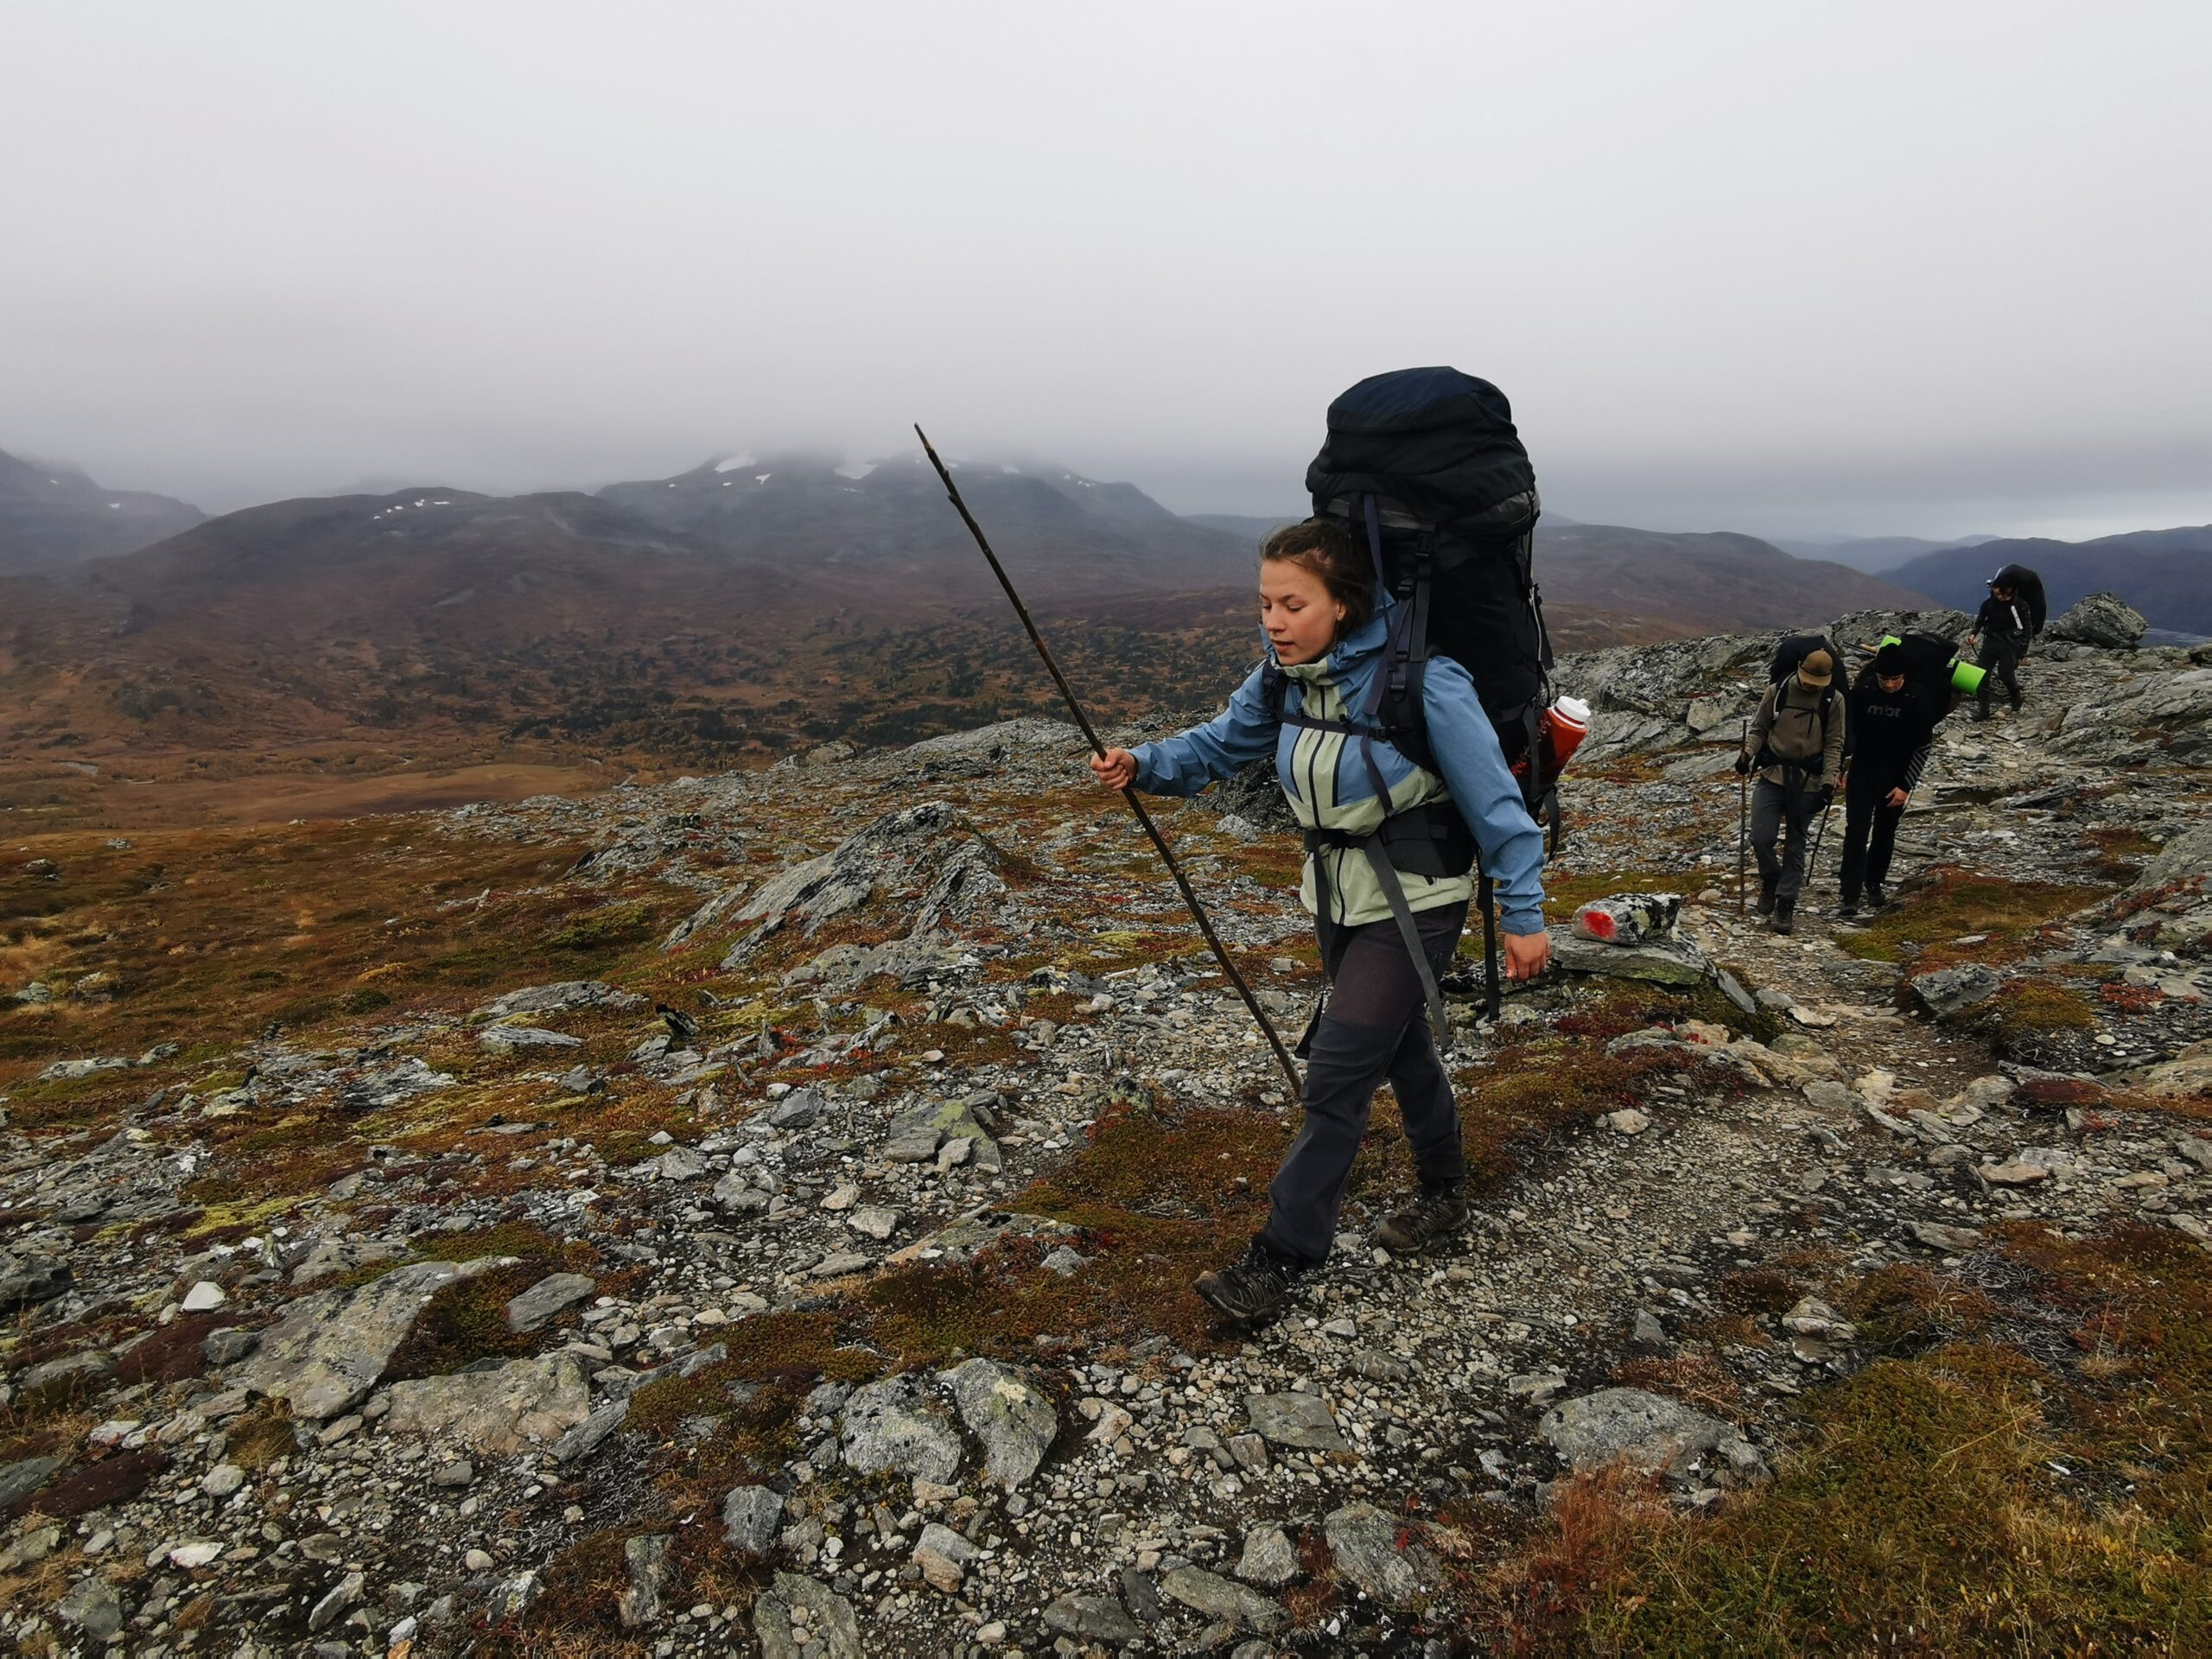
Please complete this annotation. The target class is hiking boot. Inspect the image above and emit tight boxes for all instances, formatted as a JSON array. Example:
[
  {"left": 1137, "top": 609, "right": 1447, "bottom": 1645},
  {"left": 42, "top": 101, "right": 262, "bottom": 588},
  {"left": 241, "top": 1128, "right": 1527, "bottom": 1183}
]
[
  {"left": 1195, "top": 1239, "right": 1304, "bottom": 1325},
  {"left": 1836, "top": 897, "right": 1859, "bottom": 921},
  {"left": 1866, "top": 881, "right": 1889, "bottom": 910},
  {"left": 1377, "top": 1183, "right": 1471, "bottom": 1254},
  {"left": 1771, "top": 905, "right": 1796, "bottom": 936},
  {"left": 1973, "top": 704, "right": 1992, "bottom": 722},
  {"left": 1754, "top": 880, "right": 1777, "bottom": 918}
]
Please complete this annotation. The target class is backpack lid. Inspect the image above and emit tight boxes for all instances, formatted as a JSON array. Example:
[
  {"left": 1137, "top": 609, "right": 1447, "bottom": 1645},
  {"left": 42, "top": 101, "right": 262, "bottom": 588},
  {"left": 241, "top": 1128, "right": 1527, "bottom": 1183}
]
[{"left": 1306, "top": 366, "right": 1535, "bottom": 530}]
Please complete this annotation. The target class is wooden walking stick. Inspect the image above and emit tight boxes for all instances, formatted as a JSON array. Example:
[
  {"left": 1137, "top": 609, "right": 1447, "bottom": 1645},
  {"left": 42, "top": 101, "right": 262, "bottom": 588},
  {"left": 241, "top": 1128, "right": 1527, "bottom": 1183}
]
[{"left": 916, "top": 426, "right": 1303, "bottom": 1096}]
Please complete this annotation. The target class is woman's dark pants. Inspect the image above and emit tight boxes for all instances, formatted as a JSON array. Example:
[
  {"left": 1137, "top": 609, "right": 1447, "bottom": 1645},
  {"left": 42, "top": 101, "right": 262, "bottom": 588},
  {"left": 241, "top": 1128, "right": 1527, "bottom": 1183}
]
[
  {"left": 1977, "top": 639, "right": 2024, "bottom": 713},
  {"left": 1839, "top": 772, "right": 1904, "bottom": 904},
  {"left": 1260, "top": 901, "right": 1468, "bottom": 1265}
]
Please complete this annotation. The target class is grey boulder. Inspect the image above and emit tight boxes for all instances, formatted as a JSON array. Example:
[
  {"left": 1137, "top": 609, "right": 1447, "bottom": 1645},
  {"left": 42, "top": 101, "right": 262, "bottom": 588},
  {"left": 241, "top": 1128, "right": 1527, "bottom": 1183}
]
[
  {"left": 1325, "top": 1501, "right": 1439, "bottom": 1610},
  {"left": 1906, "top": 962, "right": 2004, "bottom": 1020},
  {"left": 0, "top": 1249, "right": 70, "bottom": 1313},
  {"left": 753, "top": 1573, "right": 861, "bottom": 1659},
  {"left": 1042, "top": 1594, "right": 1142, "bottom": 1644},
  {"left": 722, "top": 1484, "right": 785, "bottom": 1557},
  {"left": 840, "top": 1373, "right": 963, "bottom": 1484},
  {"left": 2047, "top": 592, "right": 2147, "bottom": 649},
  {"left": 938, "top": 1357, "right": 1057, "bottom": 1489}
]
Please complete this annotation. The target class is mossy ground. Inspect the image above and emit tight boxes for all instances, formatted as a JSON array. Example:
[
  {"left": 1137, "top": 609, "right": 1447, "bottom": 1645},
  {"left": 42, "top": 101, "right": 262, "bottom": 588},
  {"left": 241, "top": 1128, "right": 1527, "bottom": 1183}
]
[
  {"left": 1833, "top": 864, "right": 2115, "bottom": 974},
  {"left": 1467, "top": 1226, "right": 2212, "bottom": 1653}
]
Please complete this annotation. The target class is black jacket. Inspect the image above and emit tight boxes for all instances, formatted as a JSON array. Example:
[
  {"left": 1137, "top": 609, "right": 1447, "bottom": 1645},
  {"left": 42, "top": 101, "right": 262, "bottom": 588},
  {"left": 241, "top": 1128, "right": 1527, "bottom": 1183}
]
[
  {"left": 1846, "top": 670, "right": 1938, "bottom": 793},
  {"left": 1975, "top": 595, "right": 2033, "bottom": 650}
]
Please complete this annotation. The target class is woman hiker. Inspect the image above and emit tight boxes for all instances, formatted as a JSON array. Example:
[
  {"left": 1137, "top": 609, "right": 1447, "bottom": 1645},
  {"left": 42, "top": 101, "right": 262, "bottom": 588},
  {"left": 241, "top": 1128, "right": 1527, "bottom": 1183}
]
[{"left": 1087, "top": 517, "right": 1549, "bottom": 1324}]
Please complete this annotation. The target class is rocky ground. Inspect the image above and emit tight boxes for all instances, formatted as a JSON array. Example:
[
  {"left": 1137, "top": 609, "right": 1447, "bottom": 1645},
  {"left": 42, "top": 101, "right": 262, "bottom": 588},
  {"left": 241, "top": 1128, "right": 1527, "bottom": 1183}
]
[{"left": 3, "top": 600, "right": 2209, "bottom": 1656}]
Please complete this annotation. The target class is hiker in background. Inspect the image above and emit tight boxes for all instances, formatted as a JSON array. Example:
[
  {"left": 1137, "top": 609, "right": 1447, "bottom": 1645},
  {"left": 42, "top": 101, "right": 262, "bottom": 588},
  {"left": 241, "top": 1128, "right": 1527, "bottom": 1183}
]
[
  {"left": 1837, "top": 642, "right": 1937, "bottom": 919},
  {"left": 1088, "top": 517, "right": 1548, "bottom": 1325},
  {"left": 1736, "top": 646, "right": 1846, "bottom": 935},
  {"left": 1966, "top": 567, "right": 2041, "bottom": 720}
]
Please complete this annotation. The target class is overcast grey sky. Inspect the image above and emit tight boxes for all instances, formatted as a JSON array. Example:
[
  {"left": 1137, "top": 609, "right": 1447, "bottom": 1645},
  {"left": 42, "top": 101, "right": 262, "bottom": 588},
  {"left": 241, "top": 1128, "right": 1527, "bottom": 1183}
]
[{"left": 4, "top": 0, "right": 2208, "bottom": 539}]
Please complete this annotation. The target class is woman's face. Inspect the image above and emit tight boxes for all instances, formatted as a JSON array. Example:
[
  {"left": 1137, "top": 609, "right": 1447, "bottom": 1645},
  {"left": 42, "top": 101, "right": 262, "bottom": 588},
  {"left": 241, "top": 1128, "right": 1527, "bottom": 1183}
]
[{"left": 1261, "top": 557, "right": 1347, "bottom": 667}]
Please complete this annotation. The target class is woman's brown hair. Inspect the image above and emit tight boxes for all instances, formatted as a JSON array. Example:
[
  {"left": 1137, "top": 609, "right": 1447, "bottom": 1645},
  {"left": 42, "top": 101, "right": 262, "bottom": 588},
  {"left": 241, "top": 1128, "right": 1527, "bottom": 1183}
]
[{"left": 1260, "top": 517, "right": 1375, "bottom": 635}]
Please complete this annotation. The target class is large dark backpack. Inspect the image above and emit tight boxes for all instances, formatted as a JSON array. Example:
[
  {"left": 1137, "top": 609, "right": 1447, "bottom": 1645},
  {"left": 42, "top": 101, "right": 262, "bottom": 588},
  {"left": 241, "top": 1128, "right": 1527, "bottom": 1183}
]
[
  {"left": 1274, "top": 367, "right": 1553, "bottom": 1025},
  {"left": 1766, "top": 632, "right": 1842, "bottom": 753},
  {"left": 1878, "top": 629, "right": 1965, "bottom": 721},
  {"left": 1298, "top": 366, "right": 1551, "bottom": 800},
  {"left": 1989, "top": 563, "right": 2048, "bottom": 636}
]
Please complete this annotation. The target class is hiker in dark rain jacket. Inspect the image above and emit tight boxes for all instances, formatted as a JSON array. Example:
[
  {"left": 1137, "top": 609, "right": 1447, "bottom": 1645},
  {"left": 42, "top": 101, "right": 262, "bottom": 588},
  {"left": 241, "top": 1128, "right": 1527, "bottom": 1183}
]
[
  {"left": 1837, "top": 642, "right": 1938, "bottom": 918},
  {"left": 1967, "top": 579, "right": 2034, "bottom": 719},
  {"left": 1090, "top": 517, "right": 1547, "bottom": 1325}
]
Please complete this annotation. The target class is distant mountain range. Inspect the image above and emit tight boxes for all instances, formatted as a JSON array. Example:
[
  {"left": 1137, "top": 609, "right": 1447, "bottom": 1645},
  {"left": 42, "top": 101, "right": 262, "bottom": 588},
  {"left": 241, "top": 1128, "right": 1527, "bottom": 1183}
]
[
  {"left": 1769, "top": 531, "right": 2000, "bottom": 574},
  {"left": 8, "top": 442, "right": 2204, "bottom": 811},
  {"left": 0, "top": 448, "right": 204, "bottom": 573},
  {"left": 1881, "top": 527, "right": 2212, "bottom": 636}
]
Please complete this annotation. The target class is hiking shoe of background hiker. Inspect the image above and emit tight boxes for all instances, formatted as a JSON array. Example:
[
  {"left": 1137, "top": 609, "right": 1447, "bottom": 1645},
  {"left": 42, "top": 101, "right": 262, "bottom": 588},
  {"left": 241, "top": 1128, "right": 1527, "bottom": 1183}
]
[
  {"left": 1866, "top": 881, "right": 1889, "bottom": 909},
  {"left": 1771, "top": 906, "right": 1796, "bottom": 936},
  {"left": 1755, "top": 881, "right": 1777, "bottom": 917},
  {"left": 1836, "top": 899, "right": 1860, "bottom": 921},
  {"left": 1974, "top": 705, "right": 1992, "bottom": 722},
  {"left": 1195, "top": 1240, "right": 1303, "bottom": 1325},
  {"left": 1377, "top": 1184, "right": 1471, "bottom": 1254}
]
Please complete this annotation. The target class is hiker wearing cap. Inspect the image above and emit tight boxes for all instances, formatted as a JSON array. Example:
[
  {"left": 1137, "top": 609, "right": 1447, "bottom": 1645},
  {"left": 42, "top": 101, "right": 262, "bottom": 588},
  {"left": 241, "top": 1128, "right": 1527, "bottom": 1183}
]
[
  {"left": 1837, "top": 643, "right": 1938, "bottom": 918},
  {"left": 1736, "top": 647, "right": 1847, "bottom": 934},
  {"left": 1966, "top": 578, "right": 2034, "bottom": 720},
  {"left": 1088, "top": 516, "right": 1548, "bottom": 1325}
]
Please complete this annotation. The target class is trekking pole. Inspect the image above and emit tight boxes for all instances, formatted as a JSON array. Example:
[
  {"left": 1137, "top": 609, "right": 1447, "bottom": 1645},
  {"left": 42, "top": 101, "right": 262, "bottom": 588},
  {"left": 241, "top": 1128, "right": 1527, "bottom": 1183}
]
[
  {"left": 1478, "top": 874, "right": 1502, "bottom": 1023},
  {"left": 1807, "top": 789, "right": 1835, "bottom": 892},
  {"left": 1735, "top": 719, "right": 1750, "bottom": 915},
  {"left": 916, "top": 426, "right": 1303, "bottom": 1096}
]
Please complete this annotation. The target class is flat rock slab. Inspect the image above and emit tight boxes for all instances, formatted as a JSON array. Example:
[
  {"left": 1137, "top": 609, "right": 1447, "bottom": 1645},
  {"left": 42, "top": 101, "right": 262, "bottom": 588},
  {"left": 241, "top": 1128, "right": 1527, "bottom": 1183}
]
[
  {"left": 841, "top": 1373, "right": 963, "bottom": 1484},
  {"left": 1909, "top": 1220, "right": 1986, "bottom": 1252},
  {"left": 0, "top": 1456, "right": 62, "bottom": 1510},
  {"left": 1548, "top": 931, "right": 1712, "bottom": 988},
  {"left": 1160, "top": 1566, "right": 1285, "bottom": 1633},
  {"left": 478, "top": 1025, "right": 583, "bottom": 1052},
  {"left": 1042, "top": 1594, "right": 1141, "bottom": 1645},
  {"left": 505, "top": 1271, "right": 597, "bottom": 1333},
  {"left": 1244, "top": 1390, "right": 1348, "bottom": 1452},
  {"left": 550, "top": 1395, "right": 629, "bottom": 1465},
  {"left": 889, "top": 1206, "right": 1074, "bottom": 1268},
  {"left": 753, "top": 1573, "right": 861, "bottom": 1659},
  {"left": 477, "top": 980, "right": 643, "bottom": 1019},
  {"left": 1540, "top": 1387, "right": 1761, "bottom": 1480},
  {"left": 1325, "top": 1500, "right": 1440, "bottom": 1610},
  {"left": 235, "top": 1258, "right": 507, "bottom": 1421},
  {"left": 940, "top": 1357, "right": 1057, "bottom": 1490},
  {"left": 383, "top": 1355, "right": 590, "bottom": 1456}
]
